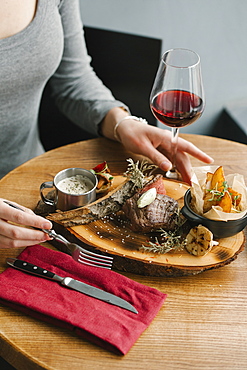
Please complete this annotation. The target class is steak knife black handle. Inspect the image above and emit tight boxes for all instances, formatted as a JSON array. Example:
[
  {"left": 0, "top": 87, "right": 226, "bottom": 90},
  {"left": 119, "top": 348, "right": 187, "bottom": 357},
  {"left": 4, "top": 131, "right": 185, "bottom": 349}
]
[{"left": 6, "top": 258, "right": 55, "bottom": 279}]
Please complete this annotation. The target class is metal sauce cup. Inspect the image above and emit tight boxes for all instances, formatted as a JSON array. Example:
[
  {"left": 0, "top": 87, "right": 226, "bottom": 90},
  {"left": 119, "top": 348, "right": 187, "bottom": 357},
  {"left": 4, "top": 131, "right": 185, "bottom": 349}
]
[{"left": 40, "top": 168, "right": 98, "bottom": 211}]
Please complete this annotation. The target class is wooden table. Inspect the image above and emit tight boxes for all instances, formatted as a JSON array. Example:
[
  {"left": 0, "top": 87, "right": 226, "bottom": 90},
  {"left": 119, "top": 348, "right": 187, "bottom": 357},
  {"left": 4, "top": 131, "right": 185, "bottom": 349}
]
[{"left": 0, "top": 134, "right": 247, "bottom": 370}]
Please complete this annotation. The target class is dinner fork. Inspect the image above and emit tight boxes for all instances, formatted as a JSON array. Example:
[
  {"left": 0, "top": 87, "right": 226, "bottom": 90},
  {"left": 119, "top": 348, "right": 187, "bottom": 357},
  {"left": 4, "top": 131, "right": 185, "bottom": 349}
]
[
  {"left": 42, "top": 229, "right": 113, "bottom": 269},
  {"left": 4, "top": 201, "right": 113, "bottom": 269}
]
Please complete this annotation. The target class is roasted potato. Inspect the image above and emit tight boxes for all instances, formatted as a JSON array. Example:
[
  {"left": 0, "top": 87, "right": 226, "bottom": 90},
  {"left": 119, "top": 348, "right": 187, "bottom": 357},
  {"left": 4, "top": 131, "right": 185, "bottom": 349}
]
[
  {"left": 202, "top": 166, "right": 242, "bottom": 213},
  {"left": 228, "top": 187, "right": 242, "bottom": 207},
  {"left": 210, "top": 166, "right": 225, "bottom": 192},
  {"left": 203, "top": 191, "right": 217, "bottom": 213},
  {"left": 218, "top": 191, "right": 232, "bottom": 213}
]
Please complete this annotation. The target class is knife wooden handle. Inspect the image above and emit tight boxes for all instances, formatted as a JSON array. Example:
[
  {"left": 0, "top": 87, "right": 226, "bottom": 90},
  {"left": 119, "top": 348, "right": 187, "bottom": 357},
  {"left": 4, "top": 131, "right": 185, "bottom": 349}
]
[{"left": 6, "top": 258, "right": 55, "bottom": 279}]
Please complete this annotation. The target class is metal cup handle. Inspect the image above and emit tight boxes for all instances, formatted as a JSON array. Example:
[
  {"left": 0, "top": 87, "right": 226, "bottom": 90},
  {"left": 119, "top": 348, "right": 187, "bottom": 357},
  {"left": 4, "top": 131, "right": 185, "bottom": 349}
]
[{"left": 40, "top": 181, "right": 57, "bottom": 206}]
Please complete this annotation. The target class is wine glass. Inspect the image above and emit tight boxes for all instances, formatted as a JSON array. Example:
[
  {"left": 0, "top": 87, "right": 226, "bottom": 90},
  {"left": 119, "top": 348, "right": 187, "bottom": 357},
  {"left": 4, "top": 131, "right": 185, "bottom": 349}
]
[{"left": 150, "top": 48, "right": 205, "bottom": 179}]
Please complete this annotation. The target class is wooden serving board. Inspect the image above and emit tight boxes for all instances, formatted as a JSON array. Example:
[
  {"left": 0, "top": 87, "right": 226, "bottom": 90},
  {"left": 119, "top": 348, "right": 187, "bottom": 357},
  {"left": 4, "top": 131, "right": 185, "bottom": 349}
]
[{"left": 51, "top": 176, "right": 245, "bottom": 277}]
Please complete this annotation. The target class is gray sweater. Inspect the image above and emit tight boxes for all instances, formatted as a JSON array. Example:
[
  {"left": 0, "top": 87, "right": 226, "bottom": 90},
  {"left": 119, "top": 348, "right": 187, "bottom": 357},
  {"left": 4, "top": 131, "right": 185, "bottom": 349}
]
[{"left": 0, "top": 0, "right": 127, "bottom": 178}]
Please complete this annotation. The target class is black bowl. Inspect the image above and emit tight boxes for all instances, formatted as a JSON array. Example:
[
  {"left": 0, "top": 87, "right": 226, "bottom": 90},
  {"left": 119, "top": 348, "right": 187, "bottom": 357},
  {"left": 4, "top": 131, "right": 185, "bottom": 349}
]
[{"left": 181, "top": 189, "right": 247, "bottom": 239}]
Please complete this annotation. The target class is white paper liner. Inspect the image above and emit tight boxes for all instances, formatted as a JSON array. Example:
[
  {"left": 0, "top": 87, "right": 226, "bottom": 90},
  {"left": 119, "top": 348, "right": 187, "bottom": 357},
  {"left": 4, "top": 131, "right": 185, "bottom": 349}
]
[{"left": 190, "top": 166, "right": 247, "bottom": 221}]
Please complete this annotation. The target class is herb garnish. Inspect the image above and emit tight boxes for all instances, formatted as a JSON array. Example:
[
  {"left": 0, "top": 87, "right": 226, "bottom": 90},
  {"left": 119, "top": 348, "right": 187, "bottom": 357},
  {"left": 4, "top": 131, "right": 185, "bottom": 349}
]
[
  {"left": 207, "top": 180, "right": 229, "bottom": 201},
  {"left": 139, "top": 213, "right": 187, "bottom": 254},
  {"left": 124, "top": 158, "right": 158, "bottom": 189}
]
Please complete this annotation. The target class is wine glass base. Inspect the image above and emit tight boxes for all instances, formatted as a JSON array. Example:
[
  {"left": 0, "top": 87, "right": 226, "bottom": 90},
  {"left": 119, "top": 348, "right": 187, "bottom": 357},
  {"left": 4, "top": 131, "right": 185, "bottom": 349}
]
[{"left": 165, "top": 169, "right": 180, "bottom": 180}]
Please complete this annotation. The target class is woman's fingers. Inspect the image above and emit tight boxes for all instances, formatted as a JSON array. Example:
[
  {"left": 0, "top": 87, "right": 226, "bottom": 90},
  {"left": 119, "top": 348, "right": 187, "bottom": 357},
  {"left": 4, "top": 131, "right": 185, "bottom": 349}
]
[
  {"left": 0, "top": 199, "right": 52, "bottom": 229},
  {"left": 119, "top": 124, "right": 214, "bottom": 183},
  {"left": 0, "top": 218, "right": 49, "bottom": 240},
  {"left": 175, "top": 151, "right": 193, "bottom": 184},
  {"left": 176, "top": 136, "right": 214, "bottom": 164},
  {"left": 0, "top": 219, "right": 52, "bottom": 248},
  {"left": 137, "top": 139, "right": 173, "bottom": 172},
  {"left": 0, "top": 199, "right": 53, "bottom": 248},
  {"left": 137, "top": 140, "right": 192, "bottom": 183},
  {"left": 0, "top": 234, "right": 50, "bottom": 249}
]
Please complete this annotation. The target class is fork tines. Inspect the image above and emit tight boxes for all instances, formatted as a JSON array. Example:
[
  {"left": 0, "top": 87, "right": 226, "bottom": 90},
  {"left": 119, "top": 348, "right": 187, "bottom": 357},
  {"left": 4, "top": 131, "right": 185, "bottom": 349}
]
[
  {"left": 71, "top": 243, "right": 113, "bottom": 269},
  {"left": 78, "top": 250, "right": 113, "bottom": 269},
  {"left": 50, "top": 232, "right": 113, "bottom": 269}
]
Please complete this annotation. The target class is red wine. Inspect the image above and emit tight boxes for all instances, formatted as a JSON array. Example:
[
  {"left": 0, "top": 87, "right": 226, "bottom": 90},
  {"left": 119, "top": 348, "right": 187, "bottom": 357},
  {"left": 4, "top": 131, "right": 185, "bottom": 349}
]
[{"left": 151, "top": 90, "right": 203, "bottom": 128}]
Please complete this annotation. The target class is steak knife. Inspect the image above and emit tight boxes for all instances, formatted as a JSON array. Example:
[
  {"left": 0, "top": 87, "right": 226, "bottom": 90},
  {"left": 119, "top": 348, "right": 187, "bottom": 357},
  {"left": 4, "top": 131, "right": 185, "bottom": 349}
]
[{"left": 6, "top": 258, "right": 138, "bottom": 314}]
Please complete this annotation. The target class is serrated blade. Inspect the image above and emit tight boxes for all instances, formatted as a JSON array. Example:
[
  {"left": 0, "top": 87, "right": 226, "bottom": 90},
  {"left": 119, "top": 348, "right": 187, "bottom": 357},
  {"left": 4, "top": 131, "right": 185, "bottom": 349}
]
[{"left": 62, "top": 277, "right": 138, "bottom": 313}]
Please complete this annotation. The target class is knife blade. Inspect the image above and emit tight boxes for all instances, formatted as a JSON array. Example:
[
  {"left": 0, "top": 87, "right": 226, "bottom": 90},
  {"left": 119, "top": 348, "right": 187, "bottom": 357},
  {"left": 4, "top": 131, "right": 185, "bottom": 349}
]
[{"left": 6, "top": 258, "right": 138, "bottom": 314}]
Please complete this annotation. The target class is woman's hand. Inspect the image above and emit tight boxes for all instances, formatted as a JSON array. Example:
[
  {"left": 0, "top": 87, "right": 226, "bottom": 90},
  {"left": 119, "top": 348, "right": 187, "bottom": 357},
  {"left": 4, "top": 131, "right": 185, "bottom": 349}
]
[
  {"left": 116, "top": 119, "right": 214, "bottom": 184},
  {"left": 0, "top": 199, "right": 53, "bottom": 248}
]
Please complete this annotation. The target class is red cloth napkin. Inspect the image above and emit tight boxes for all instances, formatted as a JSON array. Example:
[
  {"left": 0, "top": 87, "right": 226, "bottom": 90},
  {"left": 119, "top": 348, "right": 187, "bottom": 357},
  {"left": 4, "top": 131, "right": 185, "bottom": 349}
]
[{"left": 0, "top": 245, "right": 166, "bottom": 355}]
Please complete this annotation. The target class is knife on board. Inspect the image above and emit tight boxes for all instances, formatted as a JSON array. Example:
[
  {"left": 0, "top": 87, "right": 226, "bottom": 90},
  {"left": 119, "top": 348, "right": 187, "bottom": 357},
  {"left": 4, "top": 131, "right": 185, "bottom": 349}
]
[{"left": 6, "top": 258, "right": 138, "bottom": 314}]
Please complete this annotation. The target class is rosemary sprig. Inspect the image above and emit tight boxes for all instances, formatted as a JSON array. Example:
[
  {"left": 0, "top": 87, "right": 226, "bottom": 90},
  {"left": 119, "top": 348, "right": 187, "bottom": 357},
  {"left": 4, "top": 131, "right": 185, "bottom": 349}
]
[
  {"left": 139, "top": 214, "right": 187, "bottom": 255},
  {"left": 124, "top": 158, "right": 158, "bottom": 189},
  {"left": 140, "top": 233, "right": 186, "bottom": 254}
]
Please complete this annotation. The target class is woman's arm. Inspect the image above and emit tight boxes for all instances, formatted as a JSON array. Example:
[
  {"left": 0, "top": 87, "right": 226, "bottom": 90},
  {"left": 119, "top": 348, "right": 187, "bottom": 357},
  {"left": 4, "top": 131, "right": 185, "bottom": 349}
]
[{"left": 49, "top": 0, "right": 129, "bottom": 137}]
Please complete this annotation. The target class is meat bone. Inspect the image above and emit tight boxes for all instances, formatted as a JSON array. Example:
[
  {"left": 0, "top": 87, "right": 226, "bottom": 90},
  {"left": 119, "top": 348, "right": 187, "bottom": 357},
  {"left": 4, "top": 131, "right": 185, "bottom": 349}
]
[{"left": 47, "top": 178, "right": 137, "bottom": 228}]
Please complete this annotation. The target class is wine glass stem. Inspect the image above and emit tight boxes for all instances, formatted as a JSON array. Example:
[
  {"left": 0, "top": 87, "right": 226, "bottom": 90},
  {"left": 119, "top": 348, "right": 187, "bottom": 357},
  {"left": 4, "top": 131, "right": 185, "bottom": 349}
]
[
  {"left": 166, "top": 127, "right": 179, "bottom": 179},
  {"left": 171, "top": 127, "right": 179, "bottom": 170}
]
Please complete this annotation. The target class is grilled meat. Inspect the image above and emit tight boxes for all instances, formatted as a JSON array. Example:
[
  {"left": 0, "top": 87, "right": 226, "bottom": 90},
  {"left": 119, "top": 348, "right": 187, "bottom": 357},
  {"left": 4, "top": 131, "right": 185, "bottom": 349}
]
[{"left": 122, "top": 175, "right": 179, "bottom": 233}]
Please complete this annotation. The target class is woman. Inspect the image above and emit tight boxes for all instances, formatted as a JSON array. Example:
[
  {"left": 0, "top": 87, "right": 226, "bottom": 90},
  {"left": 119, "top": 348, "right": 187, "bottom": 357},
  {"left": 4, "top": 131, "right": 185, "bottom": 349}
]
[{"left": 0, "top": 0, "right": 213, "bottom": 248}]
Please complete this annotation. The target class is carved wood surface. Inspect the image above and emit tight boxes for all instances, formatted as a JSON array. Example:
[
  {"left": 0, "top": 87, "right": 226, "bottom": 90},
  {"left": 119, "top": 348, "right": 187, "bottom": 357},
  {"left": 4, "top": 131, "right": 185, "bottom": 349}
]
[{"left": 49, "top": 176, "right": 244, "bottom": 277}]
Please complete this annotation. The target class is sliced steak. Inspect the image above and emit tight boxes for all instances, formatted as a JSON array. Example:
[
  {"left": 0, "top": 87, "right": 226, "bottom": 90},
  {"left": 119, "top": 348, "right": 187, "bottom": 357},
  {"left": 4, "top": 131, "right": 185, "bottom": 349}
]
[
  {"left": 122, "top": 175, "right": 179, "bottom": 233},
  {"left": 139, "top": 174, "right": 166, "bottom": 195}
]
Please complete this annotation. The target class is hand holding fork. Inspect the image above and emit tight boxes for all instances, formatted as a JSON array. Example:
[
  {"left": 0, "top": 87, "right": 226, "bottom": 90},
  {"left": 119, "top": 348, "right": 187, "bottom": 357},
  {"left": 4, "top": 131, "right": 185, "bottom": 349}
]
[{"left": 2, "top": 200, "right": 113, "bottom": 269}]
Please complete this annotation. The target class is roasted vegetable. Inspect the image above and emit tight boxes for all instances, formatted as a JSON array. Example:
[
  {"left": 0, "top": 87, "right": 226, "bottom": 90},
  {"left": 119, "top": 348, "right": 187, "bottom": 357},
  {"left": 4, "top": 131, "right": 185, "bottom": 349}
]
[
  {"left": 185, "top": 225, "right": 218, "bottom": 256},
  {"left": 90, "top": 161, "right": 114, "bottom": 193},
  {"left": 203, "top": 166, "right": 242, "bottom": 213}
]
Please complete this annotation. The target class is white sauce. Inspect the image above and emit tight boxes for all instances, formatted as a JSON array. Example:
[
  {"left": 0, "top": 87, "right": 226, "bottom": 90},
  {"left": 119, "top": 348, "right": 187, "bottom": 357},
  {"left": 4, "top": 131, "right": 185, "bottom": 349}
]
[{"left": 57, "top": 175, "right": 94, "bottom": 195}]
